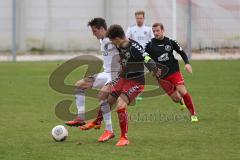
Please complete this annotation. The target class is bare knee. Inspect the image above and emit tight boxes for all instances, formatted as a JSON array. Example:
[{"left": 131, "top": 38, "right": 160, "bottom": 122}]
[
  {"left": 176, "top": 85, "right": 187, "bottom": 96},
  {"left": 116, "top": 96, "right": 128, "bottom": 110},
  {"left": 75, "top": 79, "right": 92, "bottom": 89},
  {"left": 75, "top": 80, "right": 84, "bottom": 88},
  {"left": 98, "top": 91, "right": 109, "bottom": 100},
  {"left": 98, "top": 85, "right": 111, "bottom": 100},
  {"left": 170, "top": 92, "right": 182, "bottom": 103}
]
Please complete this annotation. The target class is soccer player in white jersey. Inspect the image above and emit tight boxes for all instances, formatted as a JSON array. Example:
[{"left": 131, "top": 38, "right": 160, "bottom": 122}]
[
  {"left": 65, "top": 18, "right": 120, "bottom": 141},
  {"left": 126, "top": 10, "right": 154, "bottom": 101},
  {"left": 126, "top": 10, "right": 154, "bottom": 48}
]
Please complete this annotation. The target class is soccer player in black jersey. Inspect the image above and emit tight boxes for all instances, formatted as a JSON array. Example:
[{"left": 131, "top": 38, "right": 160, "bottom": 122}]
[
  {"left": 107, "top": 24, "right": 162, "bottom": 146},
  {"left": 145, "top": 22, "right": 198, "bottom": 122}
]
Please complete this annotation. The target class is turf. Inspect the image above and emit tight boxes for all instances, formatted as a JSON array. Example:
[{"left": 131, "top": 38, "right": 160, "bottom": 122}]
[{"left": 0, "top": 60, "right": 239, "bottom": 160}]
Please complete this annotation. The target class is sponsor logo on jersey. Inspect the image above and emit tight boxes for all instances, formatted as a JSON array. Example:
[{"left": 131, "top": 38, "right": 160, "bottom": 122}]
[
  {"left": 137, "top": 36, "right": 145, "bottom": 41},
  {"left": 158, "top": 53, "right": 169, "bottom": 62},
  {"left": 132, "top": 43, "right": 144, "bottom": 53},
  {"left": 127, "top": 85, "right": 140, "bottom": 95},
  {"left": 165, "top": 45, "right": 172, "bottom": 52}
]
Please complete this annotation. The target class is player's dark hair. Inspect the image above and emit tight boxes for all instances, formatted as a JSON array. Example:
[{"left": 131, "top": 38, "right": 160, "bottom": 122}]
[
  {"left": 88, "top": 17, "right": 107, "bottom": 30},
  {"left": 106, "top": 24, "right": 125, "bottom": 39},
  {"left": 152, "top": 22, "right": 164, "bottom": 30}
]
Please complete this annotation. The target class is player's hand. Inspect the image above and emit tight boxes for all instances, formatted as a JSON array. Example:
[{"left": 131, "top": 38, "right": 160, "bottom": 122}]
[{"left": 185, "top": 64, "right": 192, "bottom": 74}]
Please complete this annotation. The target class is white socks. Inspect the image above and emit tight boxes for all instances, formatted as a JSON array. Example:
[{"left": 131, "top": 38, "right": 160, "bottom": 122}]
[
  {"left": 75, "top": 89, "right": 85, "bottom": 120},
  {"left": 100, "top": 100, "right": 113, "bottom": 132}
]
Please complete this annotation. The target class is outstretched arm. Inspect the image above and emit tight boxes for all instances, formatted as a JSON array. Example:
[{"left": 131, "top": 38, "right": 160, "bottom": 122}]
[
  {"left": 171, "top": 39, "right": 192, "bottom": 74},
  {"left": 143, "top": 53, "right": 162, "bottom": 78}
]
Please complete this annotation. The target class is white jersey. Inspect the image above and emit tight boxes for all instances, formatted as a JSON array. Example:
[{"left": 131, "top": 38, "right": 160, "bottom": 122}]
[
  {"left": 126, "top": 24, "right": 154, "bottom": 48},
  {"left": 100, "top": 37, "right": 120, "bottom": 73}
]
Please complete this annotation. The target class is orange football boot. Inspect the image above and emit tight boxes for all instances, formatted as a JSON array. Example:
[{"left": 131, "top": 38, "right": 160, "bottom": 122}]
[
  {"left": 79, "top": 120, "right": 101, "bottom": 130},
  {"left": 98, "top": 130, "right": 115, "bottom": 142},
  {"left": 65, "top": 117, "right": 85, "bottom": 127},
  {"left": 115, "top": 136, "right": 129, "bottom": 147}
]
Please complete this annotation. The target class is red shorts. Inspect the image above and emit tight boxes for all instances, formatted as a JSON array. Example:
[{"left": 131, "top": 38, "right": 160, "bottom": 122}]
[
  {"left": 110, "top": 77, "right": 144, "bottom": 103},
  {"left": 158, "top": 71, "right": 184, "bottom": 96}
]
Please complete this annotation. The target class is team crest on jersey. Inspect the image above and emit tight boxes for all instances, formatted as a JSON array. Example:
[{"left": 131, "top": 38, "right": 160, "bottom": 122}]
[
  {"left": 158, "top": 53, "right": 169, "bottom": 62},
  {"left": 144, "top": 31, "right": 147, "bottom": 35},
  {"left": 104, "top": 42, "right": 116, "bottom": 54},
  {"left": 165, "top": 45, "right": 172, "bottom": 52}
]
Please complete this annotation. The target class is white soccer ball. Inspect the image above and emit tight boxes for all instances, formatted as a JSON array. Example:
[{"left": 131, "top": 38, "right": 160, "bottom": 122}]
[{"left": 51, "top": 125, "right": 68, "bottom": 142}]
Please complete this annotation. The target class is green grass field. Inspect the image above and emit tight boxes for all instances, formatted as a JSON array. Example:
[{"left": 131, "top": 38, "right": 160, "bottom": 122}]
[{"left": 0, "top": 60, "right": 239, "bottom": 160}]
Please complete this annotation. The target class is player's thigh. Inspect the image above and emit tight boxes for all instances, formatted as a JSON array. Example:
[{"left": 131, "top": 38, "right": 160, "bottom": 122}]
[
  {"left": 158, "top": 79, "right": 175, "bottom": 96},
  {"left": 116, "top": 93, "right": 129, "bottom": 110},
  {"left": 92, "top": 72, "right": 110, "bottom": 88},
  {"left": 98, "top": 84, "right": 111, "bottom": 100},
  {"left": 75, "top": 78, "right": 93, "bottom": 89},
  {"left": 176, "top": 85, "right": 187, "bottom": 96},
  {"left": 107, "top": 94, "right": 117, "bottom": 106},
  {"left": 121, "top": 80, "right": 144, "bottom": 105}
]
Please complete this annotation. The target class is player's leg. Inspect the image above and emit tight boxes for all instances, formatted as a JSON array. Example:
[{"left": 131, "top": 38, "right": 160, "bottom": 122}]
[
  {"left": 115, "top": 93, "right": 130, "bottom": 146},
  {"left": 165, "top": 72, "right": 187, "bottom": 110},
  {"left": 97, "top": 84, "right": 114, "bottom": 142},
  {"left": 158, "top": 78, "right": 183, "bottom": 105},
  {"left": 84, "top": 73, "right": 111, "bottom": 128},
  {"left": 97, "top": 76, "right": 121, "bottom": 141},
  {"left": 80, "top": 72, "right": 118, "bottom": 130},
  {"left": 168, "top": 90, "right": 186, "bottom": 111},
  {"left": 98, "top": 93, "right": 117, "bottom": 142},
  {"left": 79, "top": 94, "right": 116, "bottom": 131},
  {"left": 176, "top": 85, "right": 198, "bottom": 122},
  {"left": 115, "top": 80, "right": 144, "bottom": 146},
  {"left": 65, "top": 77, "right": 94, "bottom": 126}
]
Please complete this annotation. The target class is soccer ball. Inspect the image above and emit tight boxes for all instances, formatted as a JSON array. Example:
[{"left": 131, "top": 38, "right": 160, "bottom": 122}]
[{"left": 51, "top": 125, "right": 68, "bottom": 142}]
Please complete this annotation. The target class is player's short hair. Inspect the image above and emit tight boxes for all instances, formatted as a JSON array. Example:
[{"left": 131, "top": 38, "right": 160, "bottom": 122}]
[
  {"left": 152, "top": 22, "right": 164, "bottom": 30},
  {"left": 106, "top": 24, "right": 125, "bottom": 39},
  {"left": 135, "top": 10, "right": 145, "bottom": 17},
  {"left": 87, "top": 17, "right": 107, "bottom": 30}
]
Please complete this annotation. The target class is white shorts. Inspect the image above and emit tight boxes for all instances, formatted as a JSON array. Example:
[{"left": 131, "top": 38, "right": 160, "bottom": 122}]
[{"left": 92, "top": 72, "right": 119, "bottom": 88}]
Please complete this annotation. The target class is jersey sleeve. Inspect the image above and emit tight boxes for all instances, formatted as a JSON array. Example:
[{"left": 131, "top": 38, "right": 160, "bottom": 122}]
[
  {"left": 171, "top": 39, "right": 190, "bottom": 64},
  {"left": 126, "top": 27, "right": 131, "bottom": 39},
  {"left": 131, "top": 43, "right": 161, "bottom": 76},
  {"left": 144, "top": 40, "right": 151, "bottom": 55},
  {"left": 130, "top": 43, "right": 145, "bottom": 61}
]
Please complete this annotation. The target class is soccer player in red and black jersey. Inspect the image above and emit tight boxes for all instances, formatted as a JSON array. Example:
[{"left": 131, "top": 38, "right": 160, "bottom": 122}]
[
  {"left": 107, "top": 24, "right": 161, "bottom": 146},
  {"left": 145, "top": 22, "right": 198, "bottom": 122},
  {"left": 81, "top": 24, "right": 161, "bottom": 146}
]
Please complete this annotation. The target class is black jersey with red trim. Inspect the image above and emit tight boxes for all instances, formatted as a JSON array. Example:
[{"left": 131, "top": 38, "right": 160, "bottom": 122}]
[
  {"left": 117, "top": 39, "right": 146, "bottom": 84},
  {"left": 145, "top": 36, "right": 189, "bottom": 78}
]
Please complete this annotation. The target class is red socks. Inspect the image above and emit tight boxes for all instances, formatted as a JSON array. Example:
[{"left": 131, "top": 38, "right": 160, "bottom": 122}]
[
  {"left": 95, "top": 109, "right": 103, "bottom": 125},
  {"left": 117, "top": 108, "right": 128, "bottom": 138},
  {"left": 183, "top": 93, "right": 196, "bottom": 115}
]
